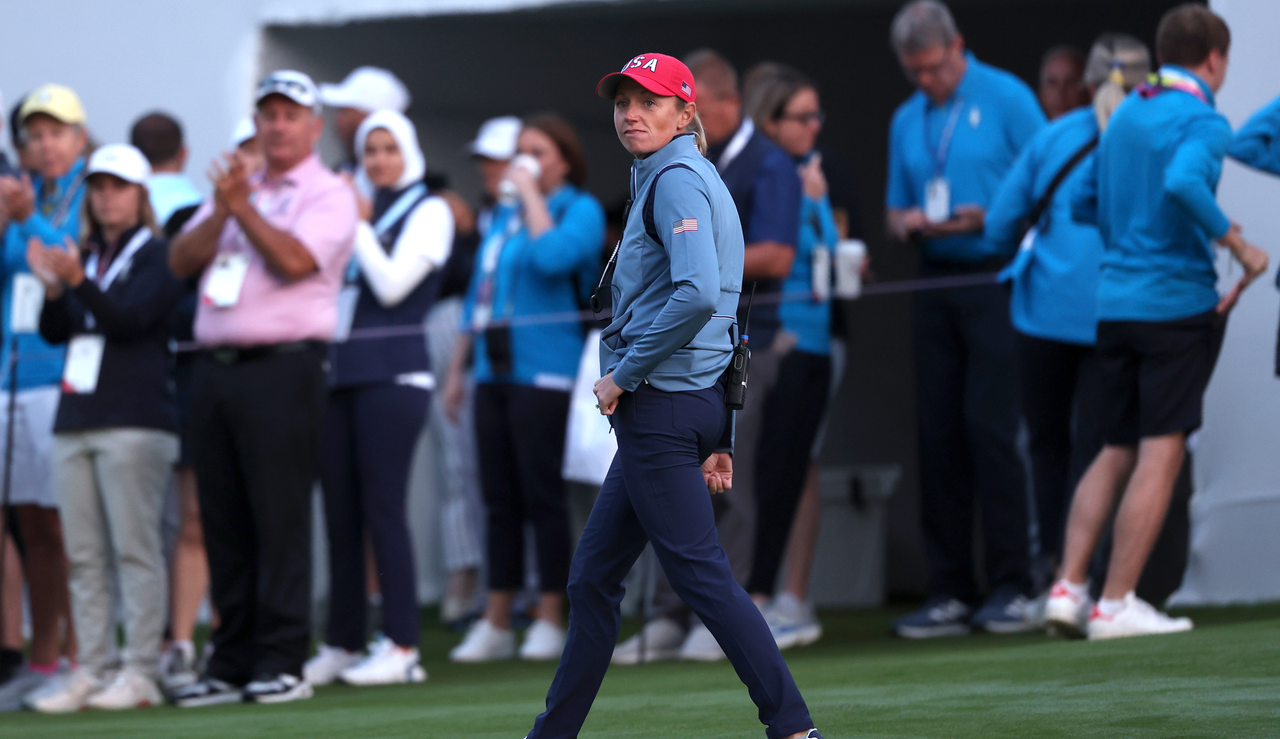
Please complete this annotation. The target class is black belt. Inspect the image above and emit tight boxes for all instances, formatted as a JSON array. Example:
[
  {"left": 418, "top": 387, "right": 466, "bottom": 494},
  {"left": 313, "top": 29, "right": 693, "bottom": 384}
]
[{"left": 202, "top": 340, "right": 323, "bottom": 365}]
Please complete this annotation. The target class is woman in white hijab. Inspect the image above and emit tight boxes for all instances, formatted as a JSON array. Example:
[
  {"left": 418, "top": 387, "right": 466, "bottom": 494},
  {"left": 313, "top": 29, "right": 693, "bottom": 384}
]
[{"left": 306, "top": 109, "right": 453, "bottom": 688}]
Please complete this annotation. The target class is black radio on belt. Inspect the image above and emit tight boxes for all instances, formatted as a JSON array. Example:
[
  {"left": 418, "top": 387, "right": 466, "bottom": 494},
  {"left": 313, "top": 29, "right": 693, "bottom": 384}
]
[{"left": 724, "top": 283, "right": 755, "bottom": 410}]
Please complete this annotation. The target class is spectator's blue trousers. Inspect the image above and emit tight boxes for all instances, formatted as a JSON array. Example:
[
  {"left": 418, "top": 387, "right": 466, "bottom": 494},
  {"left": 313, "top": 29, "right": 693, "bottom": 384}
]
[{"left": 528, "top": 380, "right": 814, "bottom": 739}]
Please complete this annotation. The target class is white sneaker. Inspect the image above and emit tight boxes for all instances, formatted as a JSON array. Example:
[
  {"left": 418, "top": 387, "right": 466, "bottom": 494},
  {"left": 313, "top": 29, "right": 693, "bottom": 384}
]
[
  {"left": 1045, "top": 580, "right": 1093, "bottom": 639},
  {"left": 767, "top": 593, "right": 824, "bottom": 650},
  {"left": 678, "top": 623, "right": 725, "bottom": 662},
  {"left": 1087, "top": 593, "right": 1193, "bottom": 641},
  {"left": 27, "top": 668, "right": 103, "bottom": 714},
  {"left": 303, "top": 644, "right": 362, "bottom": 687},
  {"left": 611, "top": 618, "right": 686, "bottom": 665},
  {"left": 449, "top": 619, "right": 515, "bottom": 663},
  {"left": 160, "top": 641, "right": 199, "bottom": 692},
  {"left": 86, "top": 668, "right": 162, "bottom": 710},
  {"left": 340, "top": 637, "right": 427, "bottom": 686},
  {"left": 519, "top": 620, "right": 567, "bottom": 661}
]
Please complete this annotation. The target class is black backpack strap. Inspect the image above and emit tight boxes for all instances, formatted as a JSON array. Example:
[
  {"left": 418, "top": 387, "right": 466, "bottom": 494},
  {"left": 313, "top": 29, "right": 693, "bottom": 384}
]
[
  {"left": 643, "top": 163, "right": 695, "bottom": 248},
  {"left": 1028, "top": 135, "right": 1099, "bottom": 231}
]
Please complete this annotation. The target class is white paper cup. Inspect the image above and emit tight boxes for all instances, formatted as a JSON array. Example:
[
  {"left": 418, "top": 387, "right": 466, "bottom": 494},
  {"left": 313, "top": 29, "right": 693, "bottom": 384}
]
[{"left": 834, "top": 239, "right": 866, "bottom": 299}]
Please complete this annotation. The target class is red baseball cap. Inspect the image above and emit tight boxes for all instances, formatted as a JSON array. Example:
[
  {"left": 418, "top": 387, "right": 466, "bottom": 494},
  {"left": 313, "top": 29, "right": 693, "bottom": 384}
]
[{"left": 596, "top": 53, "right": 696, "bottom": 103}]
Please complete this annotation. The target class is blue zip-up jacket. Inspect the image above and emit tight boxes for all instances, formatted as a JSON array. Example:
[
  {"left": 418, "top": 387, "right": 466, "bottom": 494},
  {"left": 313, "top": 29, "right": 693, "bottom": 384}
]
[
  {"left": 988, "top": 107, "right": 1104, "bottom": 345},
  {"left": 779, "top": 180, "right": 839, "bottom": 356},
  {"left": 602, "top": 133, "right": 744, "bottom": 393},
  {"left": 887, "top": 53, "right": 1046, "bottom": 263},
  {"left": 1072, "top": 66, "right": 1231, "bottom": 322},
  {"left": 461, "top": 183, "right": 604, "bottom": 389},
  {"left": 1, "top": 158, "right": 85, "bottom": 390},
  {"left": 1229, "top": 94, "right": 1280, "bottom": 176}
]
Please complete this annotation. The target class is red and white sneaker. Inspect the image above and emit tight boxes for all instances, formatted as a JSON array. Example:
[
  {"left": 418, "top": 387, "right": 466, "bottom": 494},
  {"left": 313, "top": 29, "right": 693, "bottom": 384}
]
[
  {"left": 1044, "top": 580, "right": 1092, "bottom": 639},
  {"left": 1086, "top": 592, "right": 1193, "bottom": 641}
]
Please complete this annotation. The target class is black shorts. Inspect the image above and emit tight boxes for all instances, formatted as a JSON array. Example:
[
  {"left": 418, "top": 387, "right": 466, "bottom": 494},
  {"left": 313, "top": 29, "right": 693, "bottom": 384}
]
[{"left": 1096, "top": 310, "right": 1225, "bottom": 446}]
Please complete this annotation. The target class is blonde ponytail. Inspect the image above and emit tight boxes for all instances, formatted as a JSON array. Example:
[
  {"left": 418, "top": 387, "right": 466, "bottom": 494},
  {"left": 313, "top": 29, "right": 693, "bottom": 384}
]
[
  {"left": 1085, "top": 33, "right": 1152, "bottom": 132},
  {"left": 684, "top": 108, "right": 708, "bottom": 157}
]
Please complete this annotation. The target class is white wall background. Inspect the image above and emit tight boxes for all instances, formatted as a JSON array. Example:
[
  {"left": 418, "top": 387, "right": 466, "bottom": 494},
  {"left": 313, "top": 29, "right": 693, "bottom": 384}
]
[{"left": 1172, "top": 0, "right": 1280, "bottom": 604}]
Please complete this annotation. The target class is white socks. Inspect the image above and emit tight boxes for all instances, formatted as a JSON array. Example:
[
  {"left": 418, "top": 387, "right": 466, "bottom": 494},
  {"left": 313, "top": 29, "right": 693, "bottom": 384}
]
[
  {"left": 1097, "top": 593, "right": 1132, "bottom": 616},
  {"left": 1056, "top": 578, "right": 1089, "bottom": 600}
]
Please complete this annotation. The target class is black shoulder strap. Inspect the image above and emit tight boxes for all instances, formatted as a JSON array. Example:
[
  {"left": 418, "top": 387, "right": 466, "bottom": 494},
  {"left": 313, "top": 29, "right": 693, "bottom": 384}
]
[
  {"left": 1029, "top": 135, "right": 1099, "bottom": 229},
  {"left": 643, "top": 163, "right": 695, "bottom": 248}
]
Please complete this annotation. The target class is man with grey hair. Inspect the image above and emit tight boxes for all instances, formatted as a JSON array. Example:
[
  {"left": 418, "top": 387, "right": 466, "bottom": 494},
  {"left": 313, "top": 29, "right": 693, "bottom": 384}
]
[{"left": 885, "top": 0, "right": 1046, "bottom": 638}]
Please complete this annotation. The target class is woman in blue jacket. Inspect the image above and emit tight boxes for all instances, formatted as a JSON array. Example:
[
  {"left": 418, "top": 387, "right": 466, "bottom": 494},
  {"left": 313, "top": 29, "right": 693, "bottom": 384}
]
[
  {"left": 985, "top": 35, "right": 1150, "bottom": 593},
  {"left": 446, "top": 114, "right": 604, "bottom": 664},
  {"left": 307, "top": 110, "right": 452, "bottom": 687},
  {"left": 524, "top": 53, "right": 821, "bottom": 739}
]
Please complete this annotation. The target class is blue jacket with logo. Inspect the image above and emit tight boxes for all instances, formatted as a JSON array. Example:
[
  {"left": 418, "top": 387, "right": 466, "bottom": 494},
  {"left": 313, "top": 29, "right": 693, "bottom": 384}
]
[
  {"left": 601, "top": 133, "right": 744, "bottom": 393},
  {"left": 887, "top": 53, "right": 1046, "bottom": 263}
]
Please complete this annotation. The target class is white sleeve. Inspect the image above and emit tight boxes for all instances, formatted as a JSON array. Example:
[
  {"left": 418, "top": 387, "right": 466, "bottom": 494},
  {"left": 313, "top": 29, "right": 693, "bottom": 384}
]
[{"left": 354, "top": 196, "right": 455, "bottom": 308}]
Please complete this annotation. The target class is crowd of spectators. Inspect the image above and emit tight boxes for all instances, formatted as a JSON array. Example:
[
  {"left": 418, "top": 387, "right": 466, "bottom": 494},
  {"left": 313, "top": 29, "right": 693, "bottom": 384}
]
[{"left": 0, "top": 0, "right": 1275, "bottom": 715}]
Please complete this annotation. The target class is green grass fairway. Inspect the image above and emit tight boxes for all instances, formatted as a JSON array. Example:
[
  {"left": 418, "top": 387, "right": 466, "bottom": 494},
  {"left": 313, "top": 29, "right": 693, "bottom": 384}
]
[{"left": 6, "top": 604, "right": 1280, "bottom": 738}]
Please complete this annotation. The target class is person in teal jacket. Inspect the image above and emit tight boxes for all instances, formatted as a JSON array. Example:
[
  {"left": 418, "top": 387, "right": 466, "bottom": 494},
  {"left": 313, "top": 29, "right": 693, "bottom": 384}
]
[
  {"left": 986, "top": 34, "right": 1151, "bottom": 579},
  {"left": 445, "top": 114, "right": 604, "bottom": 664},
  {"left": 0, "top": 84, "right": 86, "bottom": 706},
  {"left": 1048, "top": 5, "right": 1268, "bottom": 641},
  {"left": 1228, "top": 92, "right": 1280, "bottom": 372}
]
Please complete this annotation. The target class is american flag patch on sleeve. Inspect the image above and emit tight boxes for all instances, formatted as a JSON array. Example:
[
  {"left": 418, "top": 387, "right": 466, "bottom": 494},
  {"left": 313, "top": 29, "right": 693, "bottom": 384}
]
[{"left": 673, "top": 218, "right": 698, "bottom": 234}]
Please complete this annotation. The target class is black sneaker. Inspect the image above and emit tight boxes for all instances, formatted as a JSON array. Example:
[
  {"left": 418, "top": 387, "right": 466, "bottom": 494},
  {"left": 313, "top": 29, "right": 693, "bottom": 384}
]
[
  {"left": 243, "top": 673, "right": 313, "bottom": 705},
  {"left": 170, "top": 676, "right": 243, "bottom": 708}
]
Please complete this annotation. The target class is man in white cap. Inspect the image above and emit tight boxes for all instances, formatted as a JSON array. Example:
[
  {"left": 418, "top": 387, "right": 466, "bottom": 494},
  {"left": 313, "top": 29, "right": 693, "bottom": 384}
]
[
  {"left": 168, "top": 69, "right": 356, "bottom": 708},
  {"left": 319, "top": 67, "right": 410, "bottom": 180}
]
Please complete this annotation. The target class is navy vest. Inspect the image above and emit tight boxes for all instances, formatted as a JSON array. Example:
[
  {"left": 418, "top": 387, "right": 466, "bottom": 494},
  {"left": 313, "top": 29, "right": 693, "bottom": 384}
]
[
  {"left": 713, "top": 127, "right": 784, "bottom": 347},
  {"left": 330, "top": 186, "right": 441, "bottom": 388}
]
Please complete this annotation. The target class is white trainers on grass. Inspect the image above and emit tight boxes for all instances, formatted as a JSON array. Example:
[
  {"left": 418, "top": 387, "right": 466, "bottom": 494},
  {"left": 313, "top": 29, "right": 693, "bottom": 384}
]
[
  {"left": 86, "top": 668, "right": 162, "bottom": 710},
  {"left": 1087, "top": 592, "right": 1193, "bottom": 640},
  {"left": 678, "top": 623, "right": 726, "bottom": 662},
  {"left": 767, "top": 593, "right": 824, "bottom": 650},
  {"left": 303, "top": 644, "right": 362, "bottom": 687},
  {"left": 450, "top": 619, "right": 516, "bottom": 663},
  {"left": 519, "top": 620, "right": 567, "bottom": 661},
  {"left": 340, "top": 637, "right": 427, "bottom": 685},
  {"left": 27, "top": 668, "right": 103, "bottom": 713},
  {"left": 1045, "top": 579, "right": 1093, "bottom": 639},
  {"left": 611, "top": 618, "right": 686, "bottom": 665}
]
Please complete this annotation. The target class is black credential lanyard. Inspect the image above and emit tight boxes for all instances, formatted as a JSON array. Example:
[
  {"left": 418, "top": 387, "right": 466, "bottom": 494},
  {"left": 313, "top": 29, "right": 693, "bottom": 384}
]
[{"left": 724, "top": 282, "right": 755, "bottom": 410}]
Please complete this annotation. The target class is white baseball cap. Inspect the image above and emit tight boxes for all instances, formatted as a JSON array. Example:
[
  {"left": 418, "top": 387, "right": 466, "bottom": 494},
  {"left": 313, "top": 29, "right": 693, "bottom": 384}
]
[
  {"left": 256, "top": 70, "right": 321, "bottom": 114},
  {"left": 87, "top": 144, "right": 151, "bottom": 185},
  {"left": 319, "top": 67, "right": 410, "bottom": 113},
  {"left": 470, "top": 116, "right": 521, "bottom": 161},
  {"left": 230, "top": 117, "right": 256, "bottom": 148}
]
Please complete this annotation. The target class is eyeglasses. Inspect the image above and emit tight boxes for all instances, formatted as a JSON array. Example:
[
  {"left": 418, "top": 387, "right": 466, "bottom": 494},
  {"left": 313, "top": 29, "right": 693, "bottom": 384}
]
[{"left": 779, "top": 110, "right": 825, "bottom": 126}]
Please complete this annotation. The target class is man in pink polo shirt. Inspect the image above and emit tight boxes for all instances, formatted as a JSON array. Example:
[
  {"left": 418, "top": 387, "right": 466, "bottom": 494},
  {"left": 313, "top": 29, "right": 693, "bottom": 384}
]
[{"left": 167, "top": 70, "right": 356, "bottom": 707}]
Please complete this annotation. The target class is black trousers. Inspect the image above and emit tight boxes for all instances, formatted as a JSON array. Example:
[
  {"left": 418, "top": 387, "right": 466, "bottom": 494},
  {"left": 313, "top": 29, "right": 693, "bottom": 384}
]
[
  {"left": 191, "top": 345, "right": 327, "bottom": 682},
  {"left": 914, "top": 272, "right": 1029, "bottom": 602},
  {"left": 474, "top": 382, "right": 572, "bottom": 593},
  {"left": 746, "top": 349, "right": 832, "bottom": 596},
  {"left": 1016, "top": 332, "right": 1105, "bottom": 564},
  {"left": 320, "top": 382, "right": 429, "bottom": 650}
]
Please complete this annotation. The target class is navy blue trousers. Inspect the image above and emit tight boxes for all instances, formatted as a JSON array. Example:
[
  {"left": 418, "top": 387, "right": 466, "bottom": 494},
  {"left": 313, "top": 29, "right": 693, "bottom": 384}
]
[
  {"left": 528, "top": 382, "right": 813, "bottom": 739},
  {"left": 320, "top": 382, "right": 429, "bottom": 650}
]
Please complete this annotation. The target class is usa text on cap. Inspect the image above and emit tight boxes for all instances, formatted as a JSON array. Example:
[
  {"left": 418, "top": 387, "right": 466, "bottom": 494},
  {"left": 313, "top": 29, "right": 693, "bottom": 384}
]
[
  {"left": 319, "top": 67, "right": 410, "bottom": 113},
  {"left": 597, "top": 54, "right": 696, "bottom": 103},
  {"left": 87, "top": 144, "right": 151, "bottom": 185},
  {"left": 256, "top": 70, "right": 321, "bottom": 113},
  {"left": 21, "top": 84, "right": 86, "bottom": 126}
]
